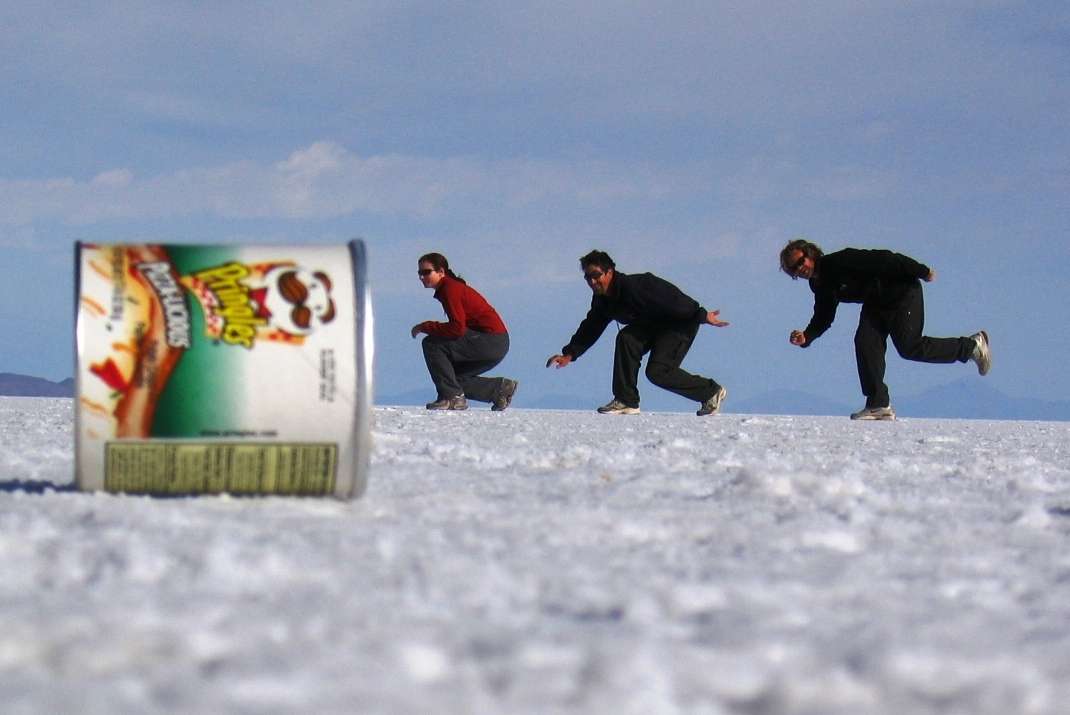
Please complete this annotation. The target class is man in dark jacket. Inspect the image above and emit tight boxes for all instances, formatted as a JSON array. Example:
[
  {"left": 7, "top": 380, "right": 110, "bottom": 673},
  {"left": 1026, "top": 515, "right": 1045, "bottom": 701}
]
[
  {"left": 546, "top": 250, "right": 730, "bottom": 415},
  {"left": 780, "top": 239, "right": 991, "bottom": 420}
]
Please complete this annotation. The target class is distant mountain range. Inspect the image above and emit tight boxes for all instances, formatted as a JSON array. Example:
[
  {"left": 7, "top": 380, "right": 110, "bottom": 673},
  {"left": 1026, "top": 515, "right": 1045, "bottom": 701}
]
[
  {"left": 896, "top": 378, "right": 1070, "bottom": 421},
  {"left": 379, "top": 378, "right": 1069, "bottom": 421},
  {"left": 732, "top": 379, "right": 1070, "bottom": 421},
  {"left": 5, "top": 372, "right": 1066, "bottom": 421},
  {"left": 0, "top": 373, "right": 74, "bottom": 397}
]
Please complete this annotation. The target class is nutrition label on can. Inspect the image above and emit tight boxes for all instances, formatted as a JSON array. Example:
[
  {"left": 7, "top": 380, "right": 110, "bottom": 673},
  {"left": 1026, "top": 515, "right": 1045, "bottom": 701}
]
[{"left": 104, "top": 442, "right": 338, "bottom": 495}]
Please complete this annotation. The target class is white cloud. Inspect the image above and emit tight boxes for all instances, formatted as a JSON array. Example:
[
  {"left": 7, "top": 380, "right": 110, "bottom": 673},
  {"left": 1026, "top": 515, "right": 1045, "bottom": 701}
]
[
  {"left": 90, "top": 169, "right": 134, "bottom": 188},
  {"left": 0, "top": 142, "right": 690, "bottom": 226}
]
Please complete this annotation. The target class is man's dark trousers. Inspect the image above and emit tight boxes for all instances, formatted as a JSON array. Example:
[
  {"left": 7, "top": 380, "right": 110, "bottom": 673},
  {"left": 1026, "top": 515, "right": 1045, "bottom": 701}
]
[
  {"left": 855, "top": 282, "right": 974, "bottom": 407},
  {"left": 612, "top": 322, "right": 719, "bottom": 407},
  {"left": 422, "top": 330, "right": 509, "bottom": 401}
]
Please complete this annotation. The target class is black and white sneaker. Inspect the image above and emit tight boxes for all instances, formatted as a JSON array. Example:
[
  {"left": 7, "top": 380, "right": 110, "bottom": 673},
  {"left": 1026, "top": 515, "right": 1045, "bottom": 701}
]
[
  {"left": 970, "top": 330, "right": 991, "bottom": 376},
  {"left": 697, "top": 386, "right": 727, "bottom": 416},
  {"left": 849, "top": 405, "right": 896, "bottom": 421}
]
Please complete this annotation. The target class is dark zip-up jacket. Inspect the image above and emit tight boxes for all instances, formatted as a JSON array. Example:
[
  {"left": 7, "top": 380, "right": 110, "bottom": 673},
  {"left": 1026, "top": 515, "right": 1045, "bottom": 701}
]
[
  {"left": 562, "top": 271, "right": 707, "bottom": 360},
  {"left": 801, "top": 248, "right": 931, "bottom": 346}
]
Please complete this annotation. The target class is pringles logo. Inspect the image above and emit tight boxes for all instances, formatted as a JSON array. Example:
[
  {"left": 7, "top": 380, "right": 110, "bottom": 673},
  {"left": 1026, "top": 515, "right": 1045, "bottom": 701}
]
[
  {"left": 192, "top": 263, "right": 265, "bottom": 348},
  {"left": 184, "top": 261, "right": 337, "bottom": 348}
]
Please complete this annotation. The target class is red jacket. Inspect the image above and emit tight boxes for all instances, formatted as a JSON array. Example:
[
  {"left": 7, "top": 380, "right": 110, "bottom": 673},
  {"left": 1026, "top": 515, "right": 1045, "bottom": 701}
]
[{"left": 421, "top": 276, "right": 507, "bottom": 339}]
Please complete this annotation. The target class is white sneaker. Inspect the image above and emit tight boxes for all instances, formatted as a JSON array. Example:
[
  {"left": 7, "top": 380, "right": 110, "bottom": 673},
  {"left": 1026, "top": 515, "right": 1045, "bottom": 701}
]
[
  {"left": 850, "top": 405, "right": 896, "bottom": 421},
  {"left": 597, "top": 399, "right": 640, "bottom": 415},
  {"left": 970, "top": 330, "right": 991, "bottom": 376},
  {"left": 697, "top": 386, "right": 727, "bottom": 416}
]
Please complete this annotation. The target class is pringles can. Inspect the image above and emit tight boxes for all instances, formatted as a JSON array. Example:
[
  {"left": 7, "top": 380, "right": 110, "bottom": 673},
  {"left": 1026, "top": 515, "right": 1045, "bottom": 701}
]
[{"left": 74, "top": 241, "right": 373, "bottom": 498}]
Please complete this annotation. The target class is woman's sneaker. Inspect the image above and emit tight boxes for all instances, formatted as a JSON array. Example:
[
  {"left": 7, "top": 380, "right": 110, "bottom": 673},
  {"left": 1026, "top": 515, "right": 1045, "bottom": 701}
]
[
  {"left": 970, "top": 330, "right": 991, "bottom": 375},
  {"left": 597, "top": 399, "right": 640, "bottom": 415},
  {"left": 850, "top": 405, "right": 896, "bottom": 421},
  {"left": 492, "top": 379, "right": 519, "bottom": 411},
  {"left": 697, "top": 386, "right": 728, "bottom": 416}
]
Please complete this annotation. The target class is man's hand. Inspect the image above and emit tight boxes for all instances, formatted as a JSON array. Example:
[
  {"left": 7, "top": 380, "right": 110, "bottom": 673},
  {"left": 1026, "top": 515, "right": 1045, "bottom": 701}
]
[
  {"left": 705, "top": 310, "right": 729, "bottom": 327},
  {"left": 411, "top": 323, "right": 425, "bottom": 339},
  {"left": 924, "top": 269, "right": 936, "bottom": 282},
  {"left": 546, "top": 354, "right": 573, "bottom": 369},
  {"left": 789, "top": 330, "right": 807, "bottom": 346}
]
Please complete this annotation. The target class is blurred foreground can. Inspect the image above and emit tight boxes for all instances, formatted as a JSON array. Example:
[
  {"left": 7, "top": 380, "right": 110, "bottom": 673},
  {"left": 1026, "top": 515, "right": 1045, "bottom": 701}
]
[{"left": 74, "top": 241, "right": 373, "bottom": 498}]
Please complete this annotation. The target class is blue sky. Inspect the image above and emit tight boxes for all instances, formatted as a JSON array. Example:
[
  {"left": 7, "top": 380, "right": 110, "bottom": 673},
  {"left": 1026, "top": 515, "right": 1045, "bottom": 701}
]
[{"left": 3, "top": 2, "right": 1068, "bottom": 410}]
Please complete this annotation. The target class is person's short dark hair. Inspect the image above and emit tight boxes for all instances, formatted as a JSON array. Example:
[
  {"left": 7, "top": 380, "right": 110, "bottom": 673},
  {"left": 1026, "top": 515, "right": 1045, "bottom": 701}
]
[
  {"left": 579, "top": 250, "right": 615, "bottom": 272},
  {"left": 779, "top": 239, "right": 823, "bottom": 277}
]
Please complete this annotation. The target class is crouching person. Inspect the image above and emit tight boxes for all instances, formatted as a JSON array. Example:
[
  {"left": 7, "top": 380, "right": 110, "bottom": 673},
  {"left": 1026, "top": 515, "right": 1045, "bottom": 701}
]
[
  {"left": 411, "top": 252, "right": 518, "bottom": 411},
  {"left": 547, "top": 250, "right": 730, "bottom": 416}
]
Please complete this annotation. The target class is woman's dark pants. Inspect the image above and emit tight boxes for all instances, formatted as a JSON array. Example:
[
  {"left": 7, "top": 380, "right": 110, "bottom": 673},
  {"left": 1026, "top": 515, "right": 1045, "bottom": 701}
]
[{"left": 422, "top": 330, "right": 510, "bottom": 402}]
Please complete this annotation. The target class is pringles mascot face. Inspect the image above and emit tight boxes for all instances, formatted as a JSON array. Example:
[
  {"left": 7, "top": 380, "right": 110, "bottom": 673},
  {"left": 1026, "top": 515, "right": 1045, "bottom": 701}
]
[
  {"left": 257, "top": 266, "right": 337, "bottom": 337},
  {"left": 182, "top": 258, "right": 340, "bottom": 348}
]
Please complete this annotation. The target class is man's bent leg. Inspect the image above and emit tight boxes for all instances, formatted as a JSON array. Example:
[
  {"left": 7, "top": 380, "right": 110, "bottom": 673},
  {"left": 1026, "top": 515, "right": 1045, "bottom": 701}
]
[
  {"left": 645, "top": 325, "right": 720, "bottom": 402},
  {"left": 855, "top": 307, "right": 891, "bottom": 408},
  {"left": 612, "top": 325, "right": 653, "bottom": 407},
  {"left": 889, "top": 284, "right": 974, "bottom": 364}
]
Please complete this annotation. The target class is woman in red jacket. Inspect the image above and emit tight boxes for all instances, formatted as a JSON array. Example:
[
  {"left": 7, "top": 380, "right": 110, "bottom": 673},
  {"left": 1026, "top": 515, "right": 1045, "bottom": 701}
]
[{"left": 411, "top": 252, "right": 518, "bottom": 411}]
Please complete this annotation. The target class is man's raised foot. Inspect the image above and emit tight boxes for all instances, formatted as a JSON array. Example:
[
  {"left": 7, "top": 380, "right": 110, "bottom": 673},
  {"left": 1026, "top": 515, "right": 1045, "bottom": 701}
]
[{"left": 970, "top": 330, "right": 991, "bottom": 376}]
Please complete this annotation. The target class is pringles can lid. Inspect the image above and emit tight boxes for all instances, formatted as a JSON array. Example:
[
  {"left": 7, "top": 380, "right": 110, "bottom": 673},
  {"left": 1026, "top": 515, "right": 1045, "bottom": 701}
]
[{"left": 74, "top": 241, "right": 373, "bottom": 499}]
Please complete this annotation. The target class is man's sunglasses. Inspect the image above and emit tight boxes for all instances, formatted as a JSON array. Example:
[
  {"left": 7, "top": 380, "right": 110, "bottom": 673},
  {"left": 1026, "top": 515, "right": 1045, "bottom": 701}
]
[
  {"left": 583, "top": 270, "right": 605, "bottom": 282},
  {"left": 418, "top": 269, "right": 434, "bottom": 277},
  {"left": 788, "top": 254, "right": 807, "bottom": 277}
]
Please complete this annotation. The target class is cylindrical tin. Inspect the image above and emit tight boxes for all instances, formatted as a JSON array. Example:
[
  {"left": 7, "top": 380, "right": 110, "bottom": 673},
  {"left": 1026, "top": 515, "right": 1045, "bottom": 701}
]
[{"left": 74, "top": 241, "right": 373, "bottom": 498}]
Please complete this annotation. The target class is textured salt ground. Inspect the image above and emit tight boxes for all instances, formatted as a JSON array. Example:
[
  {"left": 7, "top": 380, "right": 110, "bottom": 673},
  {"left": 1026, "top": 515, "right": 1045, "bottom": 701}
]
[{"left": 2, "top": 396, "right": 1069, "bottom": 714}]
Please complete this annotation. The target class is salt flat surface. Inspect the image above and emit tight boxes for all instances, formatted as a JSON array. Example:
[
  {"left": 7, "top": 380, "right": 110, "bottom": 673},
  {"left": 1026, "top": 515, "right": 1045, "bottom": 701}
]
[{"left": 2, "top": 396, "right": 1070, "bottom": 714}]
